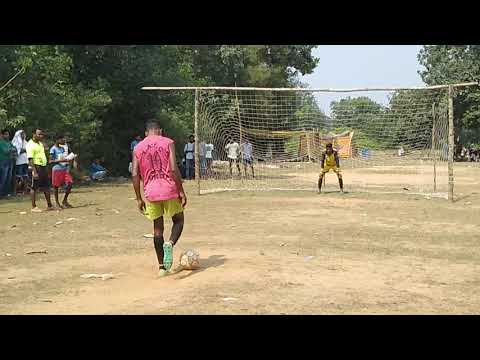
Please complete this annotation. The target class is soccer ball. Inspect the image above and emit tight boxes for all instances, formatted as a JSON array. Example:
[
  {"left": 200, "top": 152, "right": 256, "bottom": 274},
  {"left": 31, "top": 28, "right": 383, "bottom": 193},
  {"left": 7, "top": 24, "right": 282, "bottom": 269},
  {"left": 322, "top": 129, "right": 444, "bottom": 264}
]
[{"left": 179, "top": 249, "right": 200, "bottom": 270}]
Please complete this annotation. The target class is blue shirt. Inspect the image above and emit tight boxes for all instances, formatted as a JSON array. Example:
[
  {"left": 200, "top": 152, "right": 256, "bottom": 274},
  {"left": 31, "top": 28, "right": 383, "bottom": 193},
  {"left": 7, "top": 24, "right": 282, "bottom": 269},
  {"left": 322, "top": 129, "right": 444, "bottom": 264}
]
[
  {"left": 49, "top": 145, "right": 69, "bottom": 171},
  {"left": 130, "top": 140, "right": 140, "bottom": 152},
  {"left": 89, "top": 163, "right": 105, "bottom": 175}
]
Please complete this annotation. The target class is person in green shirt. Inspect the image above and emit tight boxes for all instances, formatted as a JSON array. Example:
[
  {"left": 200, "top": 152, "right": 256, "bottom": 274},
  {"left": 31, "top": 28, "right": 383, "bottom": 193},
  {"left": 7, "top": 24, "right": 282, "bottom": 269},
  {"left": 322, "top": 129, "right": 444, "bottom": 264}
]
[
  {"left": 0, "top": 129, "right": 13, "bottom": 198},
  {"left": 26, "top": 128, "right": 53, "bottom": 212}
]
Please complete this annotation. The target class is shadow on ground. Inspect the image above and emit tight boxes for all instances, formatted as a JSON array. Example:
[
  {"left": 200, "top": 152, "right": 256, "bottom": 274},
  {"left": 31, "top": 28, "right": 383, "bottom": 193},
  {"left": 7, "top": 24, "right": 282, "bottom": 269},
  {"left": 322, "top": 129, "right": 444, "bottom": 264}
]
[{"left": 173, "top": 254, "right": 227, "bottom": 280}]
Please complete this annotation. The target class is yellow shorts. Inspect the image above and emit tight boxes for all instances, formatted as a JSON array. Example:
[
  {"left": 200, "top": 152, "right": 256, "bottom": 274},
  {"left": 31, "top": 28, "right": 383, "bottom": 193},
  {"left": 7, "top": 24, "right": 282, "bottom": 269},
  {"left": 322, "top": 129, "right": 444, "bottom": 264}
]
[
  {"left": 320, "top": 166, "right": 342, "bottom": 176},
  {"left": 144, "top": 199, "right": 183, "bottom": 221}
]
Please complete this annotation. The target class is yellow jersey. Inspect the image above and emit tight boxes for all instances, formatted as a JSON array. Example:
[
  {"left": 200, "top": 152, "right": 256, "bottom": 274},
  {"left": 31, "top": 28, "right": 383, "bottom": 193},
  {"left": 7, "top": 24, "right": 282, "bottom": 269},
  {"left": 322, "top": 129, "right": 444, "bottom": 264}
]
[
  {"left": 325, "top": 152, "right": 336, "bottom": 167},
  {"left": 323, "top": 150, "right": 339, "bottom": 168},
  {"left": 26, "top": 140, "right": 47, "bottom": 166}
]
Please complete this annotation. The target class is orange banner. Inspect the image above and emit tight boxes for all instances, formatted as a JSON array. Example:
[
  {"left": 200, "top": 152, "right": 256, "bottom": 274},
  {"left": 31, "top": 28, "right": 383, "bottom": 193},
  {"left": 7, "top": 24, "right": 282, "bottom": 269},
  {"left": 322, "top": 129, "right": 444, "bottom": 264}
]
[{"left": 300, "top": 131, "right": 353, "bottom": 159}]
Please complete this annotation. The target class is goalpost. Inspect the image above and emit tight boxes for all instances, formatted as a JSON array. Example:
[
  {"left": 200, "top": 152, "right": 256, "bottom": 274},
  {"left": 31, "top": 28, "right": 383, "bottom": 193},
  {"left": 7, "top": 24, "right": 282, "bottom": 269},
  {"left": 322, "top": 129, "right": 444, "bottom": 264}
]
[{"left": 142, "top": 82, "right": 478, "bottom": 201}]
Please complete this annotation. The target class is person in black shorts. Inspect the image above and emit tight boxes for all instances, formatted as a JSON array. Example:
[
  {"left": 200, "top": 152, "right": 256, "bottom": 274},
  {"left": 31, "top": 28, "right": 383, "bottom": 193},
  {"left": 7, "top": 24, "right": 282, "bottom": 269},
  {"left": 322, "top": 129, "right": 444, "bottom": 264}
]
[
  {"left": 240, "top": 139, "right": 255, "bottom": 178},
  {"left": 184, "top": 135, "right": 195, "bottom": 180},
  {"left": 26, "top": 128, "right": 53, "bottom": 212}
]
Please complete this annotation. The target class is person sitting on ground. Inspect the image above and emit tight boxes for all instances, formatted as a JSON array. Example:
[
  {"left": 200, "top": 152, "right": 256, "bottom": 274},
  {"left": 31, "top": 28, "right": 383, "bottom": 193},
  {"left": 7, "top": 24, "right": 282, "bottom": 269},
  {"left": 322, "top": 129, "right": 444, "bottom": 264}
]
[
  {"left": 469, "top": 148, "right": 476, "bottom": 162},
  {"left": 89, "top": 159, "right": 107, "bottom": 181}
]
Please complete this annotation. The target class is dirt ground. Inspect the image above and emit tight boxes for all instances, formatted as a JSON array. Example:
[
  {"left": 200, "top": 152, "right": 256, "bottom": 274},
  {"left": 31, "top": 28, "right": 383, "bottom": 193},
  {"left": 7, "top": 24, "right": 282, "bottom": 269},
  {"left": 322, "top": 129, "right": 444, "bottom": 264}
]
[
  {"left": 1, "top": 163, "right": 480, "bottom": 314},
  {"left": 200, "top": 161, "right": 452, "bottom": 196}
]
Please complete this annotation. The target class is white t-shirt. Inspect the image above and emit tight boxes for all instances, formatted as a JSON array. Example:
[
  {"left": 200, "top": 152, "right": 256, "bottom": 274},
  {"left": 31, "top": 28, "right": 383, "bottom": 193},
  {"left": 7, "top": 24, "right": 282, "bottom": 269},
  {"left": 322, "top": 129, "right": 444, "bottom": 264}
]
[
  {"left": 60, "top": 143, "right": 71, "bottom": 166},
  {"left": 225, "top": 142, "right": 240, "bottom": 160},
  {"left": 205, "top": 143, "right": 214, "bottom": 159},
  {"left": 184, "top": 142, "right": 195, "bottom": 160},
  {"left": 14, "top": 140, "right": 28, "bottom": 165},
  {"left": 241, "top": 142, "right": 253, "bottom": 160}
]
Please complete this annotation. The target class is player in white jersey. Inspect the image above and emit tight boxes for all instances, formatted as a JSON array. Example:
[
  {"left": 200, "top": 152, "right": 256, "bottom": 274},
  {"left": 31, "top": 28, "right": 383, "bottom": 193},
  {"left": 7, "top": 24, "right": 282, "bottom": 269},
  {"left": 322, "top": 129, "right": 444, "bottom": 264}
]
[{"left": 225, "top": 138, "right": 240, "bottom": 177}]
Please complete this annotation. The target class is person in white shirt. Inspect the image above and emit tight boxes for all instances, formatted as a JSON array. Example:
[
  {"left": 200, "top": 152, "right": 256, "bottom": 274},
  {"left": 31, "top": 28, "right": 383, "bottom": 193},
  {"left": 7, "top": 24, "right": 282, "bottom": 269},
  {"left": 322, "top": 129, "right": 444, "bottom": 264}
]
[
  {"left": 205, "top": 141, "right": 214, "bottom": 177},
  {"left": 225, "top": 137, "right": 240, "bottom": 177},
  {"left": 240, "top": 139, "right": 255, "bottom": 178},
  {"left": 11, "top": 130, "right": 29, "bottom": 194},
  {"left": 184, "top": 135, "right": 195, "bottom": 180}
]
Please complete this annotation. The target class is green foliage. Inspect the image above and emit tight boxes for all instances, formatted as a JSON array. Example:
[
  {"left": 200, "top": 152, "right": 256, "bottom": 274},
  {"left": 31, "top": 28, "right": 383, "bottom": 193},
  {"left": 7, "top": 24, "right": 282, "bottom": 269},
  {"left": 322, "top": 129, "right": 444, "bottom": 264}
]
[
  {"left": 418, "top": 45, "right": 480, "bottom": 144},
  {"left": 188, "top": 45, "right": 318, "bottom": 87},
  {"left": 1, "top": 45, "right": 112, "bottom": 159},
  {"left": 353, "top": 130, "right": 389, "bottom": 150},
  {"left": 295, "top": 92, "right": 328, "bottom": 129},
  {"left": 329, "top": 94, "right": 435, "bottom": 150},
  {"left": 1, "top": 45, "right": 319, "bottom": 174},
  {"left": 331, "top": 97, "right": 386, "bottom": 145},
  {"left": 284, "top": 137, "right": 300, "bottom": 157}
]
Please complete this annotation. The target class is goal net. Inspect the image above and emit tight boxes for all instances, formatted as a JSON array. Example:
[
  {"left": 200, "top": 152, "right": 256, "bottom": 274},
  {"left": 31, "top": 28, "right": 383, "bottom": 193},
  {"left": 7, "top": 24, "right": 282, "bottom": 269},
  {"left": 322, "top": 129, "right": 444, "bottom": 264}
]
[{"left": 193, "top": 87, "right": 449, "bottom": 197}]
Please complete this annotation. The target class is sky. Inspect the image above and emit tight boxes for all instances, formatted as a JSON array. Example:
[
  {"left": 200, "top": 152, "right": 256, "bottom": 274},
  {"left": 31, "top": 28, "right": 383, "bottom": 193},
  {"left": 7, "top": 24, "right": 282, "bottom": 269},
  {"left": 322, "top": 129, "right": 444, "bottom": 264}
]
[{"left": 300, "top": 45, "right": 425, "bottom": 115}]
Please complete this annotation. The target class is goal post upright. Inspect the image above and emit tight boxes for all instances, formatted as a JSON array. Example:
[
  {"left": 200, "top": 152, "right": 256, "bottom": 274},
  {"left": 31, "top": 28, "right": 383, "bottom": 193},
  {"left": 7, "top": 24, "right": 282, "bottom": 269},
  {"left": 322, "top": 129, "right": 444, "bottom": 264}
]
[
  {"left": 234, "top": 87, "right": 243, "bottom": 149},
  {"left": 194, "top": 88, "right": 201, "bottom": 196},
  {"left": 448, "top": 85, "right": 455, "bottom": 202},
  {"left": 432, "top": 102, "right": 437, "bottom": 193}
]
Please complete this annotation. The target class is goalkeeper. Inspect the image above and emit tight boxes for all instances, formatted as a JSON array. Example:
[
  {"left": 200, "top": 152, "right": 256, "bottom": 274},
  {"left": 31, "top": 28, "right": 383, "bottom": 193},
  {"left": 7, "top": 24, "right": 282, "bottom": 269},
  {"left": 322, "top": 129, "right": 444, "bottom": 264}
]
[{"left": 318, "top": 143, "right": 344, "bottom": 193}]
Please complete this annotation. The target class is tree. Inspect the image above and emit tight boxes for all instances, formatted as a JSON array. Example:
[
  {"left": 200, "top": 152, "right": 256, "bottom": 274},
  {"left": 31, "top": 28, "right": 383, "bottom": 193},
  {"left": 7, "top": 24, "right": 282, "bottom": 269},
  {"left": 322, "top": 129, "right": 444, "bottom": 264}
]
[
  {"left": 1, "top": 45, "right": 320, "bottom": 175},
  {"left": 0, "top": 45, "right": 111, "bottom": 158},
  {"left": 329, "top": 97, "right": 388, "bottom": 149},
  {"left": 186, "top": 45, "right": 319, "bottom": 87},
  {"left": 386, "top": 90, "right": 441, "bottom": 149},
  {"left": 295, "top": 92, "right": 328, "bottom": 129},
  {"left": 418, "top": 45, "right": 480, "bottom": 145}
]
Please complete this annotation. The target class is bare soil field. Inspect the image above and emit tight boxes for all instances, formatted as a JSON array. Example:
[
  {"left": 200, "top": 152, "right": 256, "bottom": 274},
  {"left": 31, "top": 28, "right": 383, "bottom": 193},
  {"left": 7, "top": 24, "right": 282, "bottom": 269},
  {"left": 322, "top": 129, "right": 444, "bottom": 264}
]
[{"left": 1, "top": 163, "right": 479, "bottom": 314}]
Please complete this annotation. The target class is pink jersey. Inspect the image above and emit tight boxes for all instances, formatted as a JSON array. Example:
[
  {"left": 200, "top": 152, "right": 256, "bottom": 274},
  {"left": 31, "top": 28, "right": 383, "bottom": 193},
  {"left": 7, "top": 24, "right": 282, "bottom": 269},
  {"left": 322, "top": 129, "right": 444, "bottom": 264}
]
[{"left": 134, "top": 135, "right": 179, "bottom": 202}]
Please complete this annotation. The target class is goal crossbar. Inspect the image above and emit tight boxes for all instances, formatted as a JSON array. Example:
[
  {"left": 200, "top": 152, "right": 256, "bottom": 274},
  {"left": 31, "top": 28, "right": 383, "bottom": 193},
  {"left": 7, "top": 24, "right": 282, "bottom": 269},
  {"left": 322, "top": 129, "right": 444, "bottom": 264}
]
[{"left": 141, "top": 82, "right": 479, "bottom": 93}]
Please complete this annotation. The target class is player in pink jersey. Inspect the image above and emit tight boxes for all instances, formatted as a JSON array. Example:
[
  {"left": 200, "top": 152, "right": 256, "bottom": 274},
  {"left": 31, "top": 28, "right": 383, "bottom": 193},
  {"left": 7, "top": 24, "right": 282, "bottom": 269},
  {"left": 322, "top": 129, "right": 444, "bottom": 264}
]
[{"left": 131, "top": 120, "right": 187, "bottom": 277}]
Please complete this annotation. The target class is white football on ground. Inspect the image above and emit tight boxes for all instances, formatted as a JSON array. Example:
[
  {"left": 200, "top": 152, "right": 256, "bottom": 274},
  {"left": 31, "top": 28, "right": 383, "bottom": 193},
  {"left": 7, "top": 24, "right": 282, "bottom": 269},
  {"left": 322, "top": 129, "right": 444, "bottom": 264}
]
[{"left": 179, "top": 249, "right": 200, "bottom": 270}]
